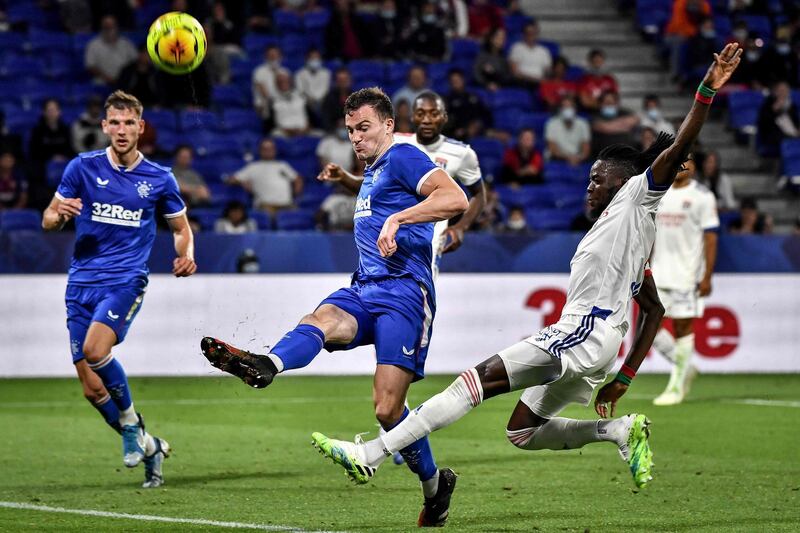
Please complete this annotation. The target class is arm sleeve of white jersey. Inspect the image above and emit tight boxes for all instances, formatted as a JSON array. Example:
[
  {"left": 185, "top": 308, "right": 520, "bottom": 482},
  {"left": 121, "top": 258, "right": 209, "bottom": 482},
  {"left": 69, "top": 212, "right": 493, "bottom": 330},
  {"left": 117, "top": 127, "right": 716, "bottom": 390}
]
[
  {"left": 700, "top": 191, "right": 720, "bottom": 231},
  {"left": 628, "top": 167, "right": 669, "bottom": 210},
  {"left": 456, "top": 147, "right": 482, "bottom": 187}
]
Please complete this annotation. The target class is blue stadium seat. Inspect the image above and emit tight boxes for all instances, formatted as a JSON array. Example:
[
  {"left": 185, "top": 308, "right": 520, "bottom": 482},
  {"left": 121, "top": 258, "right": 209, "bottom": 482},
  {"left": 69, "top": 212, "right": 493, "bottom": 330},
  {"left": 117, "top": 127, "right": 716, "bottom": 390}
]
[
  {"left": 304, "top": 9, "right": 331, "bottom": 32},
  {"left": 213, "top": 85, "right": 248, "bottom": 108},
  {"left": 275, "top": 209, "right": 316, "bottom": 230},
  {"left": 490, "top": 88, "right": 533, "bottom": 112},
  {"left": 782, "top": 156, "right": 800, "bottom": 179},
  {"left": 180, "top": 109, "right": 221, "bottom": 131},
  {"left": 524, "top": 207, "right": 576, "bottom": 231},
  {"left": 386, "top": 62, "right": 412, "bottom": 85},
  {"left": 543, "top": 161, "right": 586, "bottom": 183},
  {"left": 230, "top": 57, "right": 261, "bottom": 83},
  {"left": 636, "top": 0, "right": 671, "bottom": 36},
  {"left": 194, "top": 135, "right": 245, "bottom": 157},
  {"left": 69, "top": 83, "right": 109, "bottom": 106},
  {"left": 348, "top": 60, "right": 386, "bottom": 84},
  {"left": 427, "top": 63, "right": 453, "bottom": 85},
  {"left": 0, "top": 33, "right": 27, "bottom": 54},
  {"left": 470, "top": 137, "right": 505, "bottom": 160},
  {"left": 494, "top": 185, "right": 541, "bottom": 208},
  {"left": 713, "top": 16, "right": 733, "bottom": 39},
  {"left": 739, "top": 15, "right": 772, "bottom": 40},
  {"left": 297, "top": 187, "right": 331, "bottom": 210},
  {"left": 21, "top": 83, "right": 69, "bottom": 109},
  {"left": 565, "top": 65, "right": 585, "bottom": 82},
  {"left": 451, "top": 38, "right": 480, "bottom": 62},
  {"left": 194, "top": 155, "right": 245, "bottom": 182},
  {"left": 46, "top": 159, "right": 68, "bottom": 188},
  {"left": 274, "top": 9, "right": 304, "bottom": 34},
  {"left": 157, "top": 129, "right": 180, "bottom": 154},
  {"left": 274, "top": 136, "right": 320, "bottom": 158},
  {"left": 285, "top": 156, "right": 319, "bottom": 179},
  {"left": 0, "top": 55, "right": 47, "bottom": 78},
  {"left": 144, "top": 109, "right": 179, "bottom": 133},
  {"left": 206, "top": 182, "right": 251, "bottom": 207},
  {"left": 221, "top": 108, "right": 262, "bottom": 133},
  {"left": 250, "top": 210, "right": 273, "bottom": 230},
  {"left": 27, "top": 29, "right": 72, "bottom": 53},
  {"left": 0, "top": 209, "right": 42, "bottom": 231},
  {"left": 727, "top": 90, "right": 764, "bottom": 134},
  {"left": 279, "top": 34, "right": 310, "bottom": 61},
  {"left": 189, "top": 207, "right": 222, "bottom": 231},
  {"left": 243, "top": 34, "right": 279, "bottom": 58},
  {"left": 781, "top": 139, "right": 800, "bottom": 160},
  {"left": 3, "top": 109, "right": 39, "bottom": 135},
  {"left": 539, "top": 41, "right": 561, "bottom": 61}
]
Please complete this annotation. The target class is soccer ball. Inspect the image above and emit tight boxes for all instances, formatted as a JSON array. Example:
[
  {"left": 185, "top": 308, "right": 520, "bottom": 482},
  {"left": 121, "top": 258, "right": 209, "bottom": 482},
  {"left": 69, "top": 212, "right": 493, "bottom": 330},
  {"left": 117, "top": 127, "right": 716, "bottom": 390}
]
[{"left": 146, "top": 12, "right": 207, "bottom": 75}]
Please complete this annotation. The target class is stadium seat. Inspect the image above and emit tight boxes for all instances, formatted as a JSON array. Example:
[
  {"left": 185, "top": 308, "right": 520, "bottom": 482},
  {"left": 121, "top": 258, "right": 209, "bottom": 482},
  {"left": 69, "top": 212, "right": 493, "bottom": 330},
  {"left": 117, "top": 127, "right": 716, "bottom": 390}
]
[
  {"left": 213, "top": 85, "right": 249, "bottom": 108},
  {"left": 46, "top": 159, "right": 68, "bottom": 188},
  {"left": 543, "top": 161, "right": 587, "bottom": 184},
  {"left": 274, "top": 209, "right": 316, "bottom": 230},
  {"left": 635, "top": 0, "right": 671, "bottom": 36},
  {"left": 243, "top": 34, "right": 279, "bottom": 58},
  {"left": 27, "top": 29, "right": 72, "bottom": 54},
  {"left": 470, "top": 136, "right": 505, "bottom": 159},
  {"left": 274, "top": 136, "right": 320, "bottom": 158},
  {"left": 274, "top": 9, "right": 304, "bottom": 34},
  {"left": 3, "top": 109, "right": 39, "bottom": 135},
  {"left": 206, "top": 182, "right": 251, "bottom": 207},
  {"left": 194, "top": 155, "right": 245, "bottom": 182},
  {"left": 739, "top": 15, "right": 772, "bottom": 40},
  {"left": 304, "top": 9, "right": 331, "bottom": 32},
  {"left": 427, "top": 63, "right": 453, "bottom": 86},
  {"left": 221, "top": 108, "right": 262, "bottom": 133},
  {"left": 386, "top": 62, "right": 412, "bottom": 85},
  {"left": 727, "top": 90, "right": 764, "bottom": 134},
  {"left": 279, "top": 34, "right": 310, "bottom": 61},
  {"left": 285, "top": 156, "right": 319, "bottom": 180},
  {"left": 189, "top": 207, "right": 222, "bottom": 231},
  {"left": 250, "top": 210, "right": 273, "bottom": 230},
  {"left": 524, "top": 207, "right": 576, "bottom": 231},
  {"left": 0, "top": 32, "right": 26, "bottom": 54},
  {"left": 495, "top": 185, "right": 541, "bottom": 208},
  {"left": 297, "top": 186, "right": 331, "bottom": 210},
  {"left": 144, "top": 109, "right": 179, "bottom": 133},
  {"left": 348, "top": 60, "right": 386, "bottom": 84},
  {"left": 491, "top": 88, "right": 534, "bottom": 112},
  {"left": 156, "top": 129, "right": 180, "bottom": 154},
  {"left": 539, "top": 40, "right": 561, "bottom": 61},
  {"left": 0, "top": 209, "right": 42, "bottom": 231},
  {"left": 69, "top": 83, "right": 109, "bottom": 106},
  {"left": 451, "top": 38, "right": 480, "bottom": 62},
  {"left": 180, "top": 109, "right": 221, "bottom": 131},
  {"left": 781, "top": 139, "right": 800, "bottom": 160}
]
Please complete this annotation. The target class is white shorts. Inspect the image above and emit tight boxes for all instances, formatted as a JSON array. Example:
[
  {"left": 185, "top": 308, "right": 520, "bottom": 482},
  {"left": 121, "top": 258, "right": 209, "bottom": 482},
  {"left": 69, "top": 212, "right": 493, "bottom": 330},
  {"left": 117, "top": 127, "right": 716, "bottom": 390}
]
[
  {"left": 657, "top": 287, "right": 705, "bottom": 319},
  {"left": 498, "top": 314, "right": 625, "bottom": 419}
]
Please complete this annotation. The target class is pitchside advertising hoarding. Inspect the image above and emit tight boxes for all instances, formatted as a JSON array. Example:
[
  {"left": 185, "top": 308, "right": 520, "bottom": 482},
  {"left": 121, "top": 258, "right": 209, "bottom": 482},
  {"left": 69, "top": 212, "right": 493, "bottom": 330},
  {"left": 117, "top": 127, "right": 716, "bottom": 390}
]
[{"left": 2, "top": 274, "right": 798, "bottom": 377}]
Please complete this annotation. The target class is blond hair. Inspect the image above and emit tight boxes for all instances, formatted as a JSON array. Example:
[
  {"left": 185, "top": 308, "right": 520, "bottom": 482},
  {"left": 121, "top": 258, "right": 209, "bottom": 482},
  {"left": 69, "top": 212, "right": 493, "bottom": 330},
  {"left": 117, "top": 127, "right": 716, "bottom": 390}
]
[{"left": 104, "top": 90, "right": 143, "bottom": 117}]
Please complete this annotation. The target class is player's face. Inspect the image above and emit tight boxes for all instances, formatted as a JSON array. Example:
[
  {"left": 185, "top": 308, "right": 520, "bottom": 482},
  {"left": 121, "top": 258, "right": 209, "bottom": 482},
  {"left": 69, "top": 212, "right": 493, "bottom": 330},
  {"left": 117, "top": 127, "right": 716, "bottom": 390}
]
[
  {"left": 412, "top": 98, "right": 447, "bottom": 144},
  {"left": 103, "top": 107, "right": 144, "bottom": 157},
  {"left": 345, "top": 105, "right": 393, "bottom": 163},
  {"left": 586, "top": 160, "right": 623, "bottom": 219},
  {"left": 675, "top": 157, "right": 696, "bottom": 183}
]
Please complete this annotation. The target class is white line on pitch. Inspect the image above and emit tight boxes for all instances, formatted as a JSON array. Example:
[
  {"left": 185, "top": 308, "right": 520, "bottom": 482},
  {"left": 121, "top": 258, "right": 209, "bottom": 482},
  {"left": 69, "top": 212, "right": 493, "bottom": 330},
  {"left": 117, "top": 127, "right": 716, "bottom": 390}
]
[
  {"left": 0, "top": 501, "right": 345, "bottom": 532},
  {"left": 0, "top": 396, "right": 373, "bottom": 409},
  {"left": 625, "top": 394, "right": 800, "bottom": 408}
]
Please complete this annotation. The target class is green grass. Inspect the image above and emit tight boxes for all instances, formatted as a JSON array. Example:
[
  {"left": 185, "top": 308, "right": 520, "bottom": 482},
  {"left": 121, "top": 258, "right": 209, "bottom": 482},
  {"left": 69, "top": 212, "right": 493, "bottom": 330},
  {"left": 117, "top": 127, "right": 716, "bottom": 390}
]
[{"left": 0, "top": 375, "right": 798, "bottom": 532}]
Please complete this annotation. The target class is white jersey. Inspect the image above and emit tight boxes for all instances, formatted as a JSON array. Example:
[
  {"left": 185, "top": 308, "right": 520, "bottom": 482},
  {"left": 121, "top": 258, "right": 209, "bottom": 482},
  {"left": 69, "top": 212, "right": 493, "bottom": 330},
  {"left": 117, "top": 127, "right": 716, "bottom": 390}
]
[
  {"left": 562, "top": 169, "right": 668, "bottom": 330},
  {"left": 393, "top": 132, "right": 482, "bottom": 278},
  {"left": 651, "top": 180, "right": 719, "bottom": 290}
]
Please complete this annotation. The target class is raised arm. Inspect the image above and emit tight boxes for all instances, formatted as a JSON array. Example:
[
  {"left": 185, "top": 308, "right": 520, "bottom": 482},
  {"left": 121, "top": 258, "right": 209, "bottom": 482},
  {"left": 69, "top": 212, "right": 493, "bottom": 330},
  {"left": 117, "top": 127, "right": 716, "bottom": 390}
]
[
  {"left": 594, "top": 273, "right": 665, "bottom": 418},
  {"left": 650, "top": 43, "right": 741, "bottom": 187}
]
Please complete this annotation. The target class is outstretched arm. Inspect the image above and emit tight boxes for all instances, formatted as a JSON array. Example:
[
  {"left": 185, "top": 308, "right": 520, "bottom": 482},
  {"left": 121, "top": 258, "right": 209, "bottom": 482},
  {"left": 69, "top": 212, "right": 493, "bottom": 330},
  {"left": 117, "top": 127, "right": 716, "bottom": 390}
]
[
  {"left": 317, "top": 163, "right": 363, "bottom": 194},
  {"left": 650, "top": 43, "right": 742, "bottom": 188},
  {"left": 595, "top": 273, "right": 665, "bottom": 418}
]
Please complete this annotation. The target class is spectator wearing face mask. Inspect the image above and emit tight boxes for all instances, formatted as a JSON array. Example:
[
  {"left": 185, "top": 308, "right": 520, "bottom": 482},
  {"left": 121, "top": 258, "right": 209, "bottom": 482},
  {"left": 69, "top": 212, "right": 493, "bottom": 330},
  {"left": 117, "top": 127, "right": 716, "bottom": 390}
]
[
  {"left": 730, "top": 33, "right": 769, "bottom": 89},
  {"left": 639, "top": 94, "right": 675, "bottom": 136},
  {"left": 295, "top": 48, "right": 331, "bottom": 127},
  {"left": 578, "top": 49, "right": 618, "bottom": 112},
  {"left": 759, "top": 26, "right": 797, "bottom": 86},
  {"left": 757, "top": 81, "right": 800, "bottom": 157},
  {"left": 591, "top": 91, "right": 639, "bottom": 156},
  {"left": 545, "top": 96, "right": 591, "bottom": 165},
  {"left": 407, "top": 2, "right": 447, "bottom": 63},
  {"left": 501, "top": 207, "right": 530, "bottom": 234},
  {"left": 316, "top": 118, "right": 356, "bottom": 172},
  {"left": 686, "top": 17, "right": 722, "bottom": 83},
  {"left": 663, "top": 0, "right": 711, "bottom": 80},
  {"left": 728, "top": 197, "right": 773, "bottom": 234},
  {"left": 370, "top": 0, "right": 409, "bottom": 59}
]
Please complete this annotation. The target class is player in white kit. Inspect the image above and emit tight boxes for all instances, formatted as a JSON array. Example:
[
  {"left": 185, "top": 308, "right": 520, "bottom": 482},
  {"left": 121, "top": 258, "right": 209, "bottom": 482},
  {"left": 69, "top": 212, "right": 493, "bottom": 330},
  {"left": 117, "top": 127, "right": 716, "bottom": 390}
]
[
  {"left": 650, "top": 153, "right": 719, "bottom": 406},
  {"left": 311, "top": 44, "right": 741, "bottom": 501},
  {"left": 318, "top": 91, "right": 485, "bottom": 280}
]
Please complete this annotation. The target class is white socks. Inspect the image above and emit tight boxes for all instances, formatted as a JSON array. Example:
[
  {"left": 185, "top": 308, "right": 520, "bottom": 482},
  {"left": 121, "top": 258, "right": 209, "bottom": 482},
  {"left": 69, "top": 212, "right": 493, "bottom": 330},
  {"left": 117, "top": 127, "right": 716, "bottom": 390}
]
[
  {"left": 119, "top": 405, "right": 138, "bottom": 427},
  {"left": 506, "top": 417, "right": 623, "bottom": 451},
  {"left": 267, "top": 354, "right": 284, "bottom": 372},
  {"left": 666, "top": 334, "right": 694, "bottom": 392},
  {"left": 653, "top": 329, "right": 677, "bottom": 363},
  {"left": 363, "top": 369, "right": 483, "bottom": 467}
]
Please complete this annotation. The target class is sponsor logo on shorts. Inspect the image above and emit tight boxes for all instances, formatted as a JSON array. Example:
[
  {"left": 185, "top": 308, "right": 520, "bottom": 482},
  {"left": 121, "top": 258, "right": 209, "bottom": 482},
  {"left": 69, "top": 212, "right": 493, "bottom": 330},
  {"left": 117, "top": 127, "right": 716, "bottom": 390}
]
[
  {"left": 107, "top": 310, "right": 119, "bottom": 321},
  {"left": 402, "top": 345, "right": 415, "bottom": 357},
  {"left": 91, "top": 202, "right": 143, "bottom": 227}
]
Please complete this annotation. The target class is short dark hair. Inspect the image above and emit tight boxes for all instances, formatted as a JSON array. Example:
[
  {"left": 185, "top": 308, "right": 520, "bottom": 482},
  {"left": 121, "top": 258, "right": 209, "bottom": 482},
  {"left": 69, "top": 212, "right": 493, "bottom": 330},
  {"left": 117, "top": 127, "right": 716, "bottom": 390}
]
[
  {"left": 643, "top": 94, "right": 660, "bottom": 104},
  {"left": 412, "top": 91, "right": 445, "bottom": 111},
  {"left": 174, "top": 144, "right": 193, "bottom": 155},
  {"left": 597, "top": 132, "right": 675, "bottom": 178},
  {"left": 344, "top": 87, "right": 394, "bottom": 121},
  {"left": 447, "top": 68, "right": 465, "bottom": 78},
  {"left": 588, "top": 49, "right": 605, "bottom": 60},
  {"left": 105, "top": 90, "right": 143, "bottom": 117}
]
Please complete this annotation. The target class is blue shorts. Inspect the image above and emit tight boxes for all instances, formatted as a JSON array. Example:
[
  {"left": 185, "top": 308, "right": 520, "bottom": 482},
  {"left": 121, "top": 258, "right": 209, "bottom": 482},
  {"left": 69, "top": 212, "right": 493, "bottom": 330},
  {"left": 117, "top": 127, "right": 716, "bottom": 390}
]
[
  {"left": 319, "top": 276, "right": 435, "bottom": 381},
  {"left": 65, "top": 281, "right": 147, "bottom": 364}
]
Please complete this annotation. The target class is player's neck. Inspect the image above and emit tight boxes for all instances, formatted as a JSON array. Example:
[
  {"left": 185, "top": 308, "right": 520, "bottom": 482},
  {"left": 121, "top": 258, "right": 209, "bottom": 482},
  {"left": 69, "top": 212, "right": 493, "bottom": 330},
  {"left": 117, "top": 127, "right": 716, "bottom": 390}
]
[
  {"left": 674, "top": 177, "right": 691, "bottom": 189},
  {"left": 416, "top": 133, "right": 441, "bottom": 147},
  {"left": 110, "top": 147, "right": 140, "bottom": 168}
]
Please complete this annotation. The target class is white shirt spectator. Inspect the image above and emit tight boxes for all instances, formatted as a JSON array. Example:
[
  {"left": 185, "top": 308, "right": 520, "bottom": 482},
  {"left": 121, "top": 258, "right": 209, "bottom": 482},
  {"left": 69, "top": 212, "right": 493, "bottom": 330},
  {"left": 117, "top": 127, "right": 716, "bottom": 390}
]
[
  {"left": 272, "top": 90, "right": 308, "bottom": 133},
  {"left": 508, "top": 41, "right": 552, "bottom": 81},
  {"left": 316, "top": 133, "right": 354, "bottom": 170},
  {"left": 234, "top": 160, "right": 298, "bottom": 208},
  {"left": 319, "top": 192, "right": 357, "bottom": 230},
  {"left": 252, "top": 64, "right": 288, "bottom": 115},
  {"left": 295, "top": 64, "right": 331, "bottom": 105},
  {"left": 214, "top": 217, "right": 258, "bottom": 234},
  {"left": 85, "top": 36, "right": 137, "bottom": 83},
  {"left": 638, "top": 111, "right": 676, "bottom": 136},
  {"left": 545, "top": 115, "right": 591, "bottom": 158}
]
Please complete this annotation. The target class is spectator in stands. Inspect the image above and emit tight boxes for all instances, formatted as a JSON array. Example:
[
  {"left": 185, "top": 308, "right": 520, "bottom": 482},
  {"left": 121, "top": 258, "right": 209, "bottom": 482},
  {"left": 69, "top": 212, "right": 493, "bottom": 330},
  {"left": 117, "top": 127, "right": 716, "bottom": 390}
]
[
  {"left": 730, "top": 33, "right": 769, "bottom": 88},
  {"left": 759, "top": 26, "right": 797, "bottom": 86},
  {"left": 325, "top": 0, "right": 368, "bottom": 61},
  {"left": 229, "top": 138, "right": 303, "bottom": 214},
  {"left": 322, "top": 67, "right": 353, "bottom": 132},
  {"left": 500, "top": 207, "right": 530, "bottom": 234},
  {"left": 206, "top": 1, "right": 244, "bottom": 58},
  {"left": 172, "top": 145, "right": 211, "bottom": 207},
  {"left": 71, "top": 95, "right": 108, "bottom": 153},
  {"left": 499, "top": 128, "right": 544, "bottom": 186},
  {"left": 317, "top": 185, "right": 357, "bottom": 231},
  {"left": 203, "top": 26, "right": 232, "bottom": 85},
  {"left": 253, "top": 45, "right": 289, "bottom": 132},
  {"left": 698, "top": 149, "right": 737, "bottom": 211},
  {"left": 757, "top": 81, "right": 800, "bottom": 157},
  {"left": 728, "top": 19, "right": 749, "bottom": 46},
  {"left": 474, "top": 27, "right": 513, "bottom": 91},
  {"left": 508, "top": 21, "right": 552, "bottom": 88},
  {"left": 394, "top": 100, "right": 414, "bottom": 133},
  {"left": 728, "top": 197, "right": 773, "bottom": 234},
  {"left": 271, "top": 70, "right": 310, "bottom": 137},
  {"left": 369, "top": 0, "right": 409, "bottom": 59},
  {"left": 29, "top": 99, "right": 74, "bottom": 208},
  {"left": 161, "top": 62, "right": 212, "bottom": 108},
  {"left": 467, "top": 0, "right": 504, "bottom": 39},
  {"left": 295, "top": 48, "right": 331, "bottom": 128},
  {"left": 591, "top": 91, "right": 639, "bottom": 156},
  {"left": 539, "top": 56, "right": 578, "bottom": 110},
  {"left": 578, "top": 49, "right": 618, "bottom": 112},
  {"left": 393, "top": 66, "right": 430, "bottom": 108},
  {"left": 686, "top": 17, "right": 720, "bottom": 84},
  {"left": 215, "top": 200, "right": 258, "bottom": 234},
  {"left": 117, "top": 46, "right": 163, "bottom": 107},
  {"left": 545, "top": 96, "right": 591, "bottom": 165},
  {"left": 444, "top": 68, "right": 490, "bottom": 140},
  {"left": 317, "top": 118, "right": 355, "bottom": 172},
  {"left": 638, "top": 126, "right": 658, "bottom": 151},
  {"left": 407, "top": 2, "right": 447, "bottom": 63},
  {"left": 59, "top": 0, "right": 92, "bottom": 34},
  {"left": 85, "top": 15, "right": 138, "bottom": 85},
  {"left": 0, "top": 152, "right": 28, "bottom": 209},
  {"left": 638, "top": 94, "right": 676, "bottom": 135},
  {"left": 0, "top": 110, "right": 23, "bottom": 160},
  {"left": 664, "top": 0, "right": 711, "bottom": 80},
  {"left": 471, "top": 182, "right": 503, "bottom": 231}
]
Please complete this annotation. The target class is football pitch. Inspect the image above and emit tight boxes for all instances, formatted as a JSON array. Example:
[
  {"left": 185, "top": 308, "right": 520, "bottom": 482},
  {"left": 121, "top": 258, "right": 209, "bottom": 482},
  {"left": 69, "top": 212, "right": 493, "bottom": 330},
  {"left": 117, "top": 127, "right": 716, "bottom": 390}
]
[{"left": 0, "top": 374, "right": 797, "bottom": 532}]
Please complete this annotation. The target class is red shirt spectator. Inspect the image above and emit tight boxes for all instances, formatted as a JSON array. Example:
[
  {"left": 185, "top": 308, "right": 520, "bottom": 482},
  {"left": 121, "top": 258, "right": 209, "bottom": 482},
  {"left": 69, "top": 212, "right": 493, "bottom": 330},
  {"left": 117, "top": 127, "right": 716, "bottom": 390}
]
[
  {"left": 665, "top": 0, "right": 711, "bottom": 39},
  {"left": 540, "top": 57, "right": 578, "bottom": 110},
  {"left": 500, "top": 129, "right": 544, "bottom": 186},
  {"left": 578, "top": 49, "right": 619, "bottom": 111},
  {"left": 468, "top": 0, "right": 503, "bottom": 39}
]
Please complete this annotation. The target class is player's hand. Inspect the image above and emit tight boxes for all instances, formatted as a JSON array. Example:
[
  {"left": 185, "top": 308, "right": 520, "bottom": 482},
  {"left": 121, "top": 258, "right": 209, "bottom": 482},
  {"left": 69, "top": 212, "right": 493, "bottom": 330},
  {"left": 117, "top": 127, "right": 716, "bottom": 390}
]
[
  {"left": 442, "top": 226, "right": 465, "bottom": 253},
  {"left": 594, "top": 380, "right": 629, "bottom": 418},
  {"left": 703, "top": 42, "right": 743, "bottom": 91},
  {"left": 317, "top": 163, "right": 344, "bottom": 182},
  {"left": 697, "top": 277, "right": 712, "bottom": 297},
  {"left": 173, "top": 256, "right": 197, "bottom": 277},
  {"left": 377, "top": 214, "right": 401, "bottom": 257},
  {"left": 56, "top": 198, "right": 83, "bottom": 219}
]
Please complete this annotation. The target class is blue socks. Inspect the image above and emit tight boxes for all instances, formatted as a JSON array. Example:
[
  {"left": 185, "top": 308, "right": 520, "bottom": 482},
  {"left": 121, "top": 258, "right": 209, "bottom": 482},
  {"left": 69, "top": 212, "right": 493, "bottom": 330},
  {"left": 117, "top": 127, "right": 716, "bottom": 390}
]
[
  {"left": 383, "top": 407, "right": 439, "bottom": 482},
  {"left": 87, "top": 354, "right": 133, "bottom": 412},
  {"left": 269, "top": 324, "right": 325, "bottom": 371},
  {"left": 91, "top": 394, "right": 122, "bottom": 433}
]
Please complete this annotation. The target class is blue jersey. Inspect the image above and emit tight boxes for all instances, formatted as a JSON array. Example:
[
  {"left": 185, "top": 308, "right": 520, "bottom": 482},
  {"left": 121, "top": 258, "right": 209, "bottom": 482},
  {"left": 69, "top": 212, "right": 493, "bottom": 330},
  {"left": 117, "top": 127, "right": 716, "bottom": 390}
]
[
  {"left": 56, "top": 148, "right": 186, "bottom": 287},
  {"left": 353, "top": 143, "right": 438, "bottom": 296}
]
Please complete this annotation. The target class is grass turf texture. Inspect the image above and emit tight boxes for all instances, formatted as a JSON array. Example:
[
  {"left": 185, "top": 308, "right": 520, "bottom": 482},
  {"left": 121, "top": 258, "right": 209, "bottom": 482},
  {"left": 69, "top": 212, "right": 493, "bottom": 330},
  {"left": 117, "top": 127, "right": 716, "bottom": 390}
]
[{"left": 0, "top": 375, "right": 798, "bottom": 532}]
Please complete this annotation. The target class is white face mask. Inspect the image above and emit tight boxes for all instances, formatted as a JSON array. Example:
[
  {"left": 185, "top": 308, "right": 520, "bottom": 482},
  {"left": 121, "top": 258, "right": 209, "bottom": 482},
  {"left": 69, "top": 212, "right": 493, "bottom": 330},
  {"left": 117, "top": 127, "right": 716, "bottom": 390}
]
[
  {"left": 307, "top": 58, "right": 322, "bottom": 70},
  {"left": 507, "top": 217, "right": 527, "bottom": 230},
  {"left": 560, "top": 107, "right": 576, "bottom": 120},
  {"left": 600, "top": 105, "right": 618, "bottom": 118},
  {"left": 336, "top": 129, "right": 349, "bottom": 140},
  {"left": 647, "top": 108, "right": 661, "bottom": 121}
]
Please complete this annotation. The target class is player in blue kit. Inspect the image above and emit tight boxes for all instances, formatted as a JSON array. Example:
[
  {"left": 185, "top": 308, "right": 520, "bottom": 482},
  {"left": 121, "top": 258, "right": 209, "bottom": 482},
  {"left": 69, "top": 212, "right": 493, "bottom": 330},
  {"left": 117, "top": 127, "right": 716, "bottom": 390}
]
[
  {"left": 42, "top": 91, "right": 197, "bottom": 488},
  {"left": 201, "top": 88, "right": 468, "bottom": 526}
]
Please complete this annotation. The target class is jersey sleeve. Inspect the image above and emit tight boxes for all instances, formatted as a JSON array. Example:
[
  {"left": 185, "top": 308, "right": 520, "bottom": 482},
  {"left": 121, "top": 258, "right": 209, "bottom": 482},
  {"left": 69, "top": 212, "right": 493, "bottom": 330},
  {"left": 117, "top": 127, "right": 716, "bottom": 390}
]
[
  {"left": 456, "top": 146, "right": 482, "bottom": 187},
  {"left": 391, "top": 144, "right": 439, "bottom": 195},
  {"left": 55, "top": 157, "right": 83, "bottom": 200},
  {"left": 700, "top": 191, "right": 720, "bottom": 231},
  {"left": 158, "top": 172, "right": 187, "bottom": 218},
  {"left": 626, "top": 167, "right": 669, "bottom": 211}
]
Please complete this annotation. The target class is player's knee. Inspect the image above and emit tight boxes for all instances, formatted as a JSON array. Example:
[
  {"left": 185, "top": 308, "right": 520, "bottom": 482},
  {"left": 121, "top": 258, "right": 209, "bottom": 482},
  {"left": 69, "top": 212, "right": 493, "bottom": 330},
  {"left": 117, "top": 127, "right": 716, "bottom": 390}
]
[
  {"left": 374, "top": 401, "right": 405, "bottom": 428},
  {"left": 506, "top": 426, "right": 537, "bottom": 449},
  {"left": 82, "top": 342, "right": 108, "bottom": 363}
]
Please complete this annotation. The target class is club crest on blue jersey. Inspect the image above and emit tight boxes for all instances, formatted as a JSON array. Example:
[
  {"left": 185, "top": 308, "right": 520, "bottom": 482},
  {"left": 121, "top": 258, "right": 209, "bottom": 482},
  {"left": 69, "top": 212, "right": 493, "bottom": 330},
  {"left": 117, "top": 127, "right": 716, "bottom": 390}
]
[{"left": 136, "top": 181, "right": 153, "bottom": 198}]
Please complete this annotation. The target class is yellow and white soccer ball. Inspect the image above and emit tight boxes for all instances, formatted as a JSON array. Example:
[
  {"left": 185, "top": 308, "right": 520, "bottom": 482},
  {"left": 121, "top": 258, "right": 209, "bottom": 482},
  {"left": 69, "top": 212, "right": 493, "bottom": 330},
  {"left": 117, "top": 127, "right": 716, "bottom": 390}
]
[{"left": 146, "top": 12, "right": 207, "bottom": 75}]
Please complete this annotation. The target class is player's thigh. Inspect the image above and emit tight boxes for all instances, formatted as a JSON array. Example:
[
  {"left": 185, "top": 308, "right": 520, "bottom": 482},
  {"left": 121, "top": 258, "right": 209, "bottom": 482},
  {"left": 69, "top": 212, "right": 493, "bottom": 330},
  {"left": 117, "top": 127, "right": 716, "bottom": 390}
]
[
  {"left": 514, "top": 383, "right": 575, "bottom": 424},
  {"left": 496, "top": 340, "right": 562, "bottom": 393},
  {"left": 315, "top": 285, "right": 375, "bottom": 348},
  {"left": 82, "top": 321, "right": 118, "bottom": 361},
  {"left": 87, "top": 283, "right": 147, "bottom": 357},
  {"left": 673, "top": 317, "right": 694, "bottom": 337},
  {"left": 74, "top": 359, "right": 108, "bottom": 401}
]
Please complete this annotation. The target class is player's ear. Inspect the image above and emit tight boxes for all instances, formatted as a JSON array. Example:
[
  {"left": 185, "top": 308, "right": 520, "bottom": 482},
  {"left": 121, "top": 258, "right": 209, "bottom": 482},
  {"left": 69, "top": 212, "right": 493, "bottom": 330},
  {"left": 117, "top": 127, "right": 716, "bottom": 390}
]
[
  {"left": 385, "top": 117, "right": 394, "bottom": 133},
  {"left": 101, "top": 119, "right": 108, "bottom": 135},
  {"left": 138, "top": 119, "right": 145, "bottom": 134}
]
